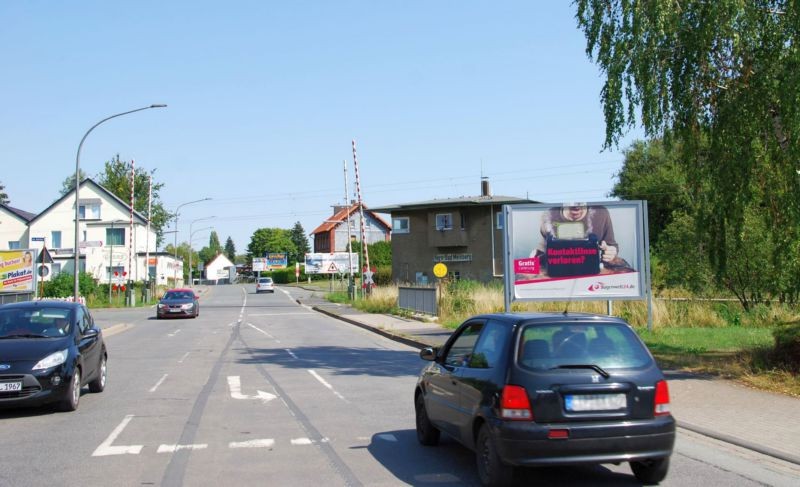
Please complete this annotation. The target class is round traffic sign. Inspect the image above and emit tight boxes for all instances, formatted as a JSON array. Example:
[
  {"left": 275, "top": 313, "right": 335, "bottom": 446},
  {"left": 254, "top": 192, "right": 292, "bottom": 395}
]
[{"left": 433, "top": 263, "right": 448, "bottom": 278}]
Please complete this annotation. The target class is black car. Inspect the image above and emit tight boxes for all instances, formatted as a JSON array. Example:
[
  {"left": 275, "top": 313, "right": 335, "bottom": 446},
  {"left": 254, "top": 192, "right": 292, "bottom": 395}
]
[
  {"left": 415, "top": 313, "right": 675, "bottom": 486},
  {"left": 0, "top": 301, "right": 107, "bottom": 412},
  {"left": 156, "top": 288, "right": 200, "bottom": 319}
]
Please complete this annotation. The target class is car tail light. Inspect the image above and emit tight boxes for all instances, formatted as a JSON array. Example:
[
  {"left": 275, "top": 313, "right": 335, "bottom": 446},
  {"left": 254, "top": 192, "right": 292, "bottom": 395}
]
[
  {"left": 500, "top": 385, "right": 533, "bottom": 420},
  {"left": 654, "top": 380, "right": 671, "bottom": 416}
]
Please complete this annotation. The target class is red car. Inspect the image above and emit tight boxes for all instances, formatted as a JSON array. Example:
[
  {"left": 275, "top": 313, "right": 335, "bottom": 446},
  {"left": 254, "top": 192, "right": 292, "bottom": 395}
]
[{"left": 156, "top": 289, "right": 200, "bottom": 319}]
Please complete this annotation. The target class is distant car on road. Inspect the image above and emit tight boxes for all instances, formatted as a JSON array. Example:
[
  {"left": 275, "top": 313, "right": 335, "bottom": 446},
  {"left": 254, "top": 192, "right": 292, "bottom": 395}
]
[
  {"left": 415, "top": 312, "right": 675, "bottom": 486},
  {"left": 0, "top": 301, "right": 107, "bottom": 412},
  {"left": 156, "top": 289, "right": 200, "bottom": 319},
  {"left": 256, "top": 277, "right": 274, "bottom": 294}
]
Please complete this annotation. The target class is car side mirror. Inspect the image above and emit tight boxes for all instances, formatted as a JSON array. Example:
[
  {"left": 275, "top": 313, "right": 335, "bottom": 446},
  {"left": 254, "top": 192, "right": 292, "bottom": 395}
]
[
  {"left": 84, "top": 328, "right": 99, "bottom": 338},
  {"left": 195, "top": 295, "right": 200, "bottom": 300},
  {"left": 419, "top": 347, "right": 437, "bottom": 361}
]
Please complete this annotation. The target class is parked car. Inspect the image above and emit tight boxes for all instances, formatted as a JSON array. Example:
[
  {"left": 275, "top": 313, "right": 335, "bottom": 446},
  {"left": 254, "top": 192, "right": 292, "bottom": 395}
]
[
  {"left": 415, "top": 312, "right": 675, "bottom": 486},
  {"left": 255, "top": 277, "right": 274, "bottom": 294},
  {"left": 156, "top": 289, "right": 200, "bottom": 319},
  {"left": 0, "top": 301, "right": 107, "bottom": 412}
]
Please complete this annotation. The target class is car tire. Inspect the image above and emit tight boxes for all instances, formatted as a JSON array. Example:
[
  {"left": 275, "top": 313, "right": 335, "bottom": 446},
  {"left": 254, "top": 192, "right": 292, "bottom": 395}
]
[
  {"left": 476, "top": 424, "right": 513, "bottom": 487},
  {"left": 630, "top": 457, "right": 670, "bottom": 485},
  {"left": 58, "top": 367, "right": 81, "bottom": 412},
  {"left": 415, "top": 394, "right": 440, "bottom": 446},
  {"left": 88, "top": 354, "right": 107, "bottom": 393}
]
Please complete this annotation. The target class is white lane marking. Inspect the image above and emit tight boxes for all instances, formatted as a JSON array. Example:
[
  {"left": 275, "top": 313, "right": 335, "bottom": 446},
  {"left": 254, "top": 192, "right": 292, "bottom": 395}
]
[
  {"left": 285, "top": 349, "right": 298, "bottom": 359},
  {"left": 291, "top": 438, "right": 313, "bottom": 445},
  {"left": 377, "top": 434, "right": 398, "bottom": 442},
  {"left": 149, "top": 374, "right": 168, "bottom": 393},
  {"left": 308, "top": 369, "right": 346, "bottom": 401},
  {"left": 227, "top": 376, "right": 277, "bottom": 403},
  {"left": 168, "top": 329, "right": 181, "bottom": 337},
  {"left": 178, "top": 352, "right": 190, "bottom": 363},
  {"left": 229, "top": 439, "right": 275, "bottom": 449},
  {"left": 157, "top": 444, "right": 208, "bottom": 453},
  {"left": 92, "top": 415, "right": 144, "bottom": 456},
  {"left": 247, "top": 312, "right": 314, "bottom": 316},
  {"left": 246, "top": 322, "right": 280, "bottom": 343}
]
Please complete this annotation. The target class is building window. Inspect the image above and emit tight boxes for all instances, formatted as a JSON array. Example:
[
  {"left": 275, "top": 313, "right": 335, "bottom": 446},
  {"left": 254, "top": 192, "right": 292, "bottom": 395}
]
[
  {"left": 349, "top": 219, "right": 356, "bottom": 230},
  {"left": 79, "top": 203, "right": 101, "bottom": 220},
  {"left": 8, "top": 241, "right": 21, "bottom": 249},
  {"left": 51, "top": 231, "right": 62, "bottom": 249},
  {"left": 106, "top": 228, "right": 125, "bottom": 246},
  {"left": 436, "top": 213, "right": 452, "bottom": 231},
  {"left": 460, "top": 213, "right": 467, "bottom": 230},
  {"left": 51, "top": 263, "right": 62, "bottom": 276},
  {"left": 392, "top": 217, "right": 410, "bottom": 234},
  {"left": 496, "top": 212, "right": 504, "bottom": 229}
]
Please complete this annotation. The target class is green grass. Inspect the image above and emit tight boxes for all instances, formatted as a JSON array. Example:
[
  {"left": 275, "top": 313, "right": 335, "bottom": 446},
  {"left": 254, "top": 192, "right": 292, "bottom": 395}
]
[{"left": 636, "top": 326, "right": 774, "bottom": 354}]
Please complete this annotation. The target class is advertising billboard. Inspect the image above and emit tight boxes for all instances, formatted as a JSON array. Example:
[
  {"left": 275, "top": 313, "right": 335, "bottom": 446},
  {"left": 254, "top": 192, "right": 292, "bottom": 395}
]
[
  {"left": 304, "top": 253, "right": 359, "bottom": 274},
  {"left": 266, "top": 252, "right": 288, "bottom": 270},
  {"left": 0, "top": 249, "right": 37, "bottom": 293},
  {"left": 252, "top": 257, "right": 268, "bottom": 272},
  {"left": 504, "top": 201, "right": 649, "bottom": 302}
]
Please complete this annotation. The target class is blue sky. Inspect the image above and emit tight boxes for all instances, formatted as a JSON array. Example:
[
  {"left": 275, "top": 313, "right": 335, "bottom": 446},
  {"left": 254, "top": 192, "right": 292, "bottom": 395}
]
[{"left": 1, "top": 1, "right": 641, "bottom": 253}]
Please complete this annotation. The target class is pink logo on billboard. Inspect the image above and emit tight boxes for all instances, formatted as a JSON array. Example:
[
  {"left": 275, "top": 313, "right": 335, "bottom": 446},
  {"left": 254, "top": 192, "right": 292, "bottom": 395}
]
[
  {"left": 587, "top": 281, "right": 635, "bottom": 292},
  {"left": 514, "top": 257, "right": 540, "bottom": 275}
]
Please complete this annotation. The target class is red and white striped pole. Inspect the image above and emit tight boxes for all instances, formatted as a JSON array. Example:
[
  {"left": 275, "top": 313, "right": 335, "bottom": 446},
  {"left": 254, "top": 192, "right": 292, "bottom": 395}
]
[
  {"left": 352, "top": 139, "right": 371, "bottom": 295},
  {"left": 128, "top": 158, "right": 135, "bottom": 304}
]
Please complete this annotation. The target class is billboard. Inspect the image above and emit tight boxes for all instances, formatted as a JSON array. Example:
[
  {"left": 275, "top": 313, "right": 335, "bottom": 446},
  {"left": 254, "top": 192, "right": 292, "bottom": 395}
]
[
  {"left": 0, "top": 249, "right": 37, "bottom": 293},
  {"left": 266, "top": 252, "right": 288, "bottom": 270},
  {"left": 504, "top": 201, "right": 648, "bottom": 301},
  {"left": 304, "top": 253, "right": 359, "bottom": 274},
  {"left": 252, "top": 257, "right": 268, "bottom": 272}
]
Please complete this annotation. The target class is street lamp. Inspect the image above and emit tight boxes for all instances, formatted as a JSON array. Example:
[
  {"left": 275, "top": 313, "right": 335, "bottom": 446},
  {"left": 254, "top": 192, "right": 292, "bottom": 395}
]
[
  {"left": 172, "top": 198, "right": 212, "bottom": 284},
  {"left": 106, "top": 219, "right": 128, "bottom": 303},
  {"left": 188, "top": 225, "right": 214, "bottom": 287},
  {"left": 73, "top": 104, "right": 167, "bottom": 301}
]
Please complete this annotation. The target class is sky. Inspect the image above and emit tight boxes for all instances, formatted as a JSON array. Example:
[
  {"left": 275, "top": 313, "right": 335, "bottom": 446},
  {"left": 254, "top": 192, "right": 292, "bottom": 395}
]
[{"left": 1, "top": 1, "right": 642, "bottom": 254}]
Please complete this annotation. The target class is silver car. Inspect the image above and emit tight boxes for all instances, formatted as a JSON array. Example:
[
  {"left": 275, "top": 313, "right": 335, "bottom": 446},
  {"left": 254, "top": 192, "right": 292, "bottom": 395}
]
[{"left": 256, "top": 277, "right": 274, "bottom": 293}]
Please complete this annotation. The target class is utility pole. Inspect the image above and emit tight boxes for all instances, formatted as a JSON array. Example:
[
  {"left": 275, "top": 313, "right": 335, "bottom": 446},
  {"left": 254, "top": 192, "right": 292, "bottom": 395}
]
[
  {"left": 343, "top": 159, "right": 354, "bottom": 300},
  {"left": 145, "top": 172, "right": 153, "bottom": 300},
  {"left": 128, "top": 158, "right": 135, "bottom": 306},
  {"left": 352, "top": 139, "right": 372, "bottom": 296}
]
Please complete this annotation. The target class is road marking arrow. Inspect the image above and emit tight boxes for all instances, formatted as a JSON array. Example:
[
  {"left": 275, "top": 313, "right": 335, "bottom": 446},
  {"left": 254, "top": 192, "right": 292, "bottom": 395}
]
[{"left": 227, "top": 376, "right": 277, "bottom": 403}]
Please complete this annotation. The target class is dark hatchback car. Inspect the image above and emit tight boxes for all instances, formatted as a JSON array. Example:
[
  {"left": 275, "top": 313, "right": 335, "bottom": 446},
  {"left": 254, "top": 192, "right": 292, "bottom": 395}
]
[
  {"left": 156, "top": 288, "right": 200, "bottom": 319},
  {"left": 415, "top": 313, "right": 675, "bottom": 486},
  {"left": 0, "top": 301, "right": 107, "bottom": 412}
]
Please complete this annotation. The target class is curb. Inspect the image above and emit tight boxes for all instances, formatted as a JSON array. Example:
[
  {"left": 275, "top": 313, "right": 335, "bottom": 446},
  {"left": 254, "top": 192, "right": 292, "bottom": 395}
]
[
  {"left": 306, "top": 300, "right": 800, "bottom": 467},
  {"left": 677, "top": 421, "right": 800, "bottom": 466}
]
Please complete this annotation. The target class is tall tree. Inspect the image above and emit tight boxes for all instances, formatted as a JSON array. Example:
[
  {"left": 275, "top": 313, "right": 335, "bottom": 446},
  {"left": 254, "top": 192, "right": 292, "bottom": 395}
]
[
  {"left": 0, "top": 180, "right": 9, "bottom": 205},
  {"left": 576, "top": 1, "right": 800, "bottom": 306},
  {"left": 224, "top": 236, "right": 236, "bottom": 261},
  {"left": 208, "top": 231, "right": 222, "bottom": 255},
  {"left": 59, "top": 169, "right": 88, "bottom": 197},
  {"left": 288, "top": 221, "right": 310, "bottom": 264},
  {"left": 247, "top": 228, "right": 296, "bottom": 264},
  {"left": 164, "top": 243, "right": 199, "bottom": 282}
]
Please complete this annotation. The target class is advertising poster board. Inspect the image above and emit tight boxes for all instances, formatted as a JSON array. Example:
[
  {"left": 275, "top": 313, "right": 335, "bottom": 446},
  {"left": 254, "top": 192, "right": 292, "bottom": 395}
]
[
  {"left": 304, "top": 253, "right": 359, "bottom": 274},
  {"left": 504, "top": 201, "right": 648, "bottom": 302},
  {"left": 266, "top": 252, "right": 288, "bottom": 270},
  {"left": 0, "top": 249, "right": 37, "bottom": 293},
  {"left": 252, "top": 257, "right": 268, "bottom": 272}
]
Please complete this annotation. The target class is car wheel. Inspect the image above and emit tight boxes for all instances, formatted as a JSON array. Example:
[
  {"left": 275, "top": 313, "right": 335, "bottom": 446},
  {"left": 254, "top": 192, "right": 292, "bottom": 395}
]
[
  {"left": 630, "top": 457, "right": 670, "bottom": 485},
  {"left": 58, "top": 367, "right": 81, "bottom": 412},
  {"left": 415, "top": 394, "right": 440, "bottom": 446},
  {"left": 88, "top": 354, "right": 107, "bottom": 393},
  {"left": 476, "top": 424, "right": 513, "bottom": 487}
]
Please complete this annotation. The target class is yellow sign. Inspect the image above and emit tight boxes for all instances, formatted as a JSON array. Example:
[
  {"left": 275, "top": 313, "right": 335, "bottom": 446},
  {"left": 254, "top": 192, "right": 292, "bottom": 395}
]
[
  {"left": 0, "top": 250, "right": 36, "bottom": 292},
  {"left": 433, "top": 262, "right": 448, "bottom": 278}
]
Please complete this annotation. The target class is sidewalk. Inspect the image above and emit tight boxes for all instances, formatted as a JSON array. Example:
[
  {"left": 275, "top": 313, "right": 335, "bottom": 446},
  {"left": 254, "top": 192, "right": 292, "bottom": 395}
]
[{"left": 299, "top": 293, "right": 800, "bottom": 466}]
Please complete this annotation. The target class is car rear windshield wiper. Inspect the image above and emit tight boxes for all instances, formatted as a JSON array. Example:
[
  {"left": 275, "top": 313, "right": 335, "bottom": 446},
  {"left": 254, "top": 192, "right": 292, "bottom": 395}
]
[
  {"left": 0, "top": 333, "right": 49, "bottom": 339},
  {"left": 551, "top": 364, "right": 610, "bottom": 379}
]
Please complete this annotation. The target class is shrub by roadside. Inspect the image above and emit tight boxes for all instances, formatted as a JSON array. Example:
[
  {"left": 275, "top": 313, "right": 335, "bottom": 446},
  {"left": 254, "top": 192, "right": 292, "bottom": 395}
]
[{"left": 773, "top": 322, "right": 800, "bottom": 373}]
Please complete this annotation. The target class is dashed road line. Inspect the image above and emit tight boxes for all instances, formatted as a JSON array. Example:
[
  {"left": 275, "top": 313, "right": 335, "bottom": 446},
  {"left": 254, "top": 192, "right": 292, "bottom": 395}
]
[
  {"left": 157, "top": 444, "right": 208, "bottom": 453},
  {"left": 149, "top": 374, "right": 168, "bottom": 393},
  {"left": 178, "top": 352, "right": 190, "bottom": 363},
  {"left": 285, "top": 349, "right": 298, "bottom": 359},
  {"left": 229, "top": 439, "right": 275, "bottom": 449},
  {"left": 308, "top": 369, "right": 347, "bottom": 401},
  {"left": 168, "top": 329, "right": 181, "bottom": 337},
  {"left": 246, "top": 322, "right": 280, "bottom": 343}
]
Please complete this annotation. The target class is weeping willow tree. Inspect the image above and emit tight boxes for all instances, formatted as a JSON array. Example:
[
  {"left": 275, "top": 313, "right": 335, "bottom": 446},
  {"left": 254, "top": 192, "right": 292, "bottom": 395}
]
[{"left": 576, "top": 0, "right": 800, "bottom": 307}]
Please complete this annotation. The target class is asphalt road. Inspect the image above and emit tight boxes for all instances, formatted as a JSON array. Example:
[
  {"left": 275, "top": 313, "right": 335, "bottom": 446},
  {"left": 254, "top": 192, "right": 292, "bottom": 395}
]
[{"left": 1, "top": 285, "right": 798, "bottom": 486}]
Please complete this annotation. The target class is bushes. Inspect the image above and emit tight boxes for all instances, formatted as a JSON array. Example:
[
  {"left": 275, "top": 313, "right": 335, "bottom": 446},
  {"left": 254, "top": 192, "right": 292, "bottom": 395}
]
[
  {"left": 42, "top": 272, "right": 97, "bottom": 298},
  {"left": 773, "top": 323, "right": 800, "bottom": 372}
]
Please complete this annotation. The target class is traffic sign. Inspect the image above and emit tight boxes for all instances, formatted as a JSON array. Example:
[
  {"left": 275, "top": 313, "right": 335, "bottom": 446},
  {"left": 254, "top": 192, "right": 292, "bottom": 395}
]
[{"left": 433, "top": 263, "right": 448, "bottom": 278}]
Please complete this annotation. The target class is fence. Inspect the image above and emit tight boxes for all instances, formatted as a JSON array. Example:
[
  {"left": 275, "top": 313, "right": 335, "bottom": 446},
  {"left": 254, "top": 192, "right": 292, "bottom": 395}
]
[
  {"left": 0, "top": 292, "right": 34, "bottom": 305},
  {"left": 398, "top": 286, "right": 438, "bottom": 316}
]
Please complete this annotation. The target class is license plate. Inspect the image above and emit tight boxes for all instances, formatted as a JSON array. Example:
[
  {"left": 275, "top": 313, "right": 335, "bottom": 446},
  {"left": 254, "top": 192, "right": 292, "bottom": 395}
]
[
  {"left": 169, "top": 308, "right": 182, "bottom": 313},
  {"left": 565, "top": 393, "right": 626, "bottom": 412},
  {"left": 0, "top": 382, "right": 22, "bottom": 392}
]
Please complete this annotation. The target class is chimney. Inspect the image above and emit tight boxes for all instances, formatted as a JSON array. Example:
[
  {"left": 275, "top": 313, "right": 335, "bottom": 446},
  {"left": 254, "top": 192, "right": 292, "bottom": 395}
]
[{"left": 481, "top": 177, "right": 491, "bottom": 197}]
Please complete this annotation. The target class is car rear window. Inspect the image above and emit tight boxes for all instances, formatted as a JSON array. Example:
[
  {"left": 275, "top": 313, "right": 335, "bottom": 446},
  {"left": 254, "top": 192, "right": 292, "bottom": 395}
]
[
  {"left": 517, "top": 322, "right": 652, "bottom": 371},
  {"left": 259, "top": 278, "right": 272, "bottom": 283}
]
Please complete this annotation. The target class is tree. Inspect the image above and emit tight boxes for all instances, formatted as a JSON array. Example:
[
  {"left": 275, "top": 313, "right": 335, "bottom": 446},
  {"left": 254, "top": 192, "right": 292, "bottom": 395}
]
[
  {"left": 576, "top": 1, "right": 800, "bottom": 305},
  {"left": 208, "top": 231, "right": 222, "bottom": 255},
  {"left": 224, "top": 236, "right": 236, "bottom": 261},
  {"left": 0, "top": 180, "right": 9, "bottom": 205},
  {"left": 247, "top": 228, "right": 296, "bottom": 264},
  {"left": 164, "top": 243, "right": 199, "bottom": 282},
  {"left": 59, "top": 169, "right": 88, "bottom": 197},
  {"left": 288, "top": 222, "right": 310, "bottom": 264}
]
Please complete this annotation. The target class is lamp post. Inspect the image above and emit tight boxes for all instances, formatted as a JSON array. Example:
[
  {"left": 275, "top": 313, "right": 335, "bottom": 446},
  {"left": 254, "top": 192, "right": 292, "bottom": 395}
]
[
  {"left": 106, "top": 219, "right": 128, "bottom": 304},
  {"left": 73, "top": 104, "right": 167, "bottom": 301},
  {"left": 188, "top": 225, "right": 214, "bottom": 287},
  {"left": 172, "top": 198, "right": 212, "bottom": 285}
]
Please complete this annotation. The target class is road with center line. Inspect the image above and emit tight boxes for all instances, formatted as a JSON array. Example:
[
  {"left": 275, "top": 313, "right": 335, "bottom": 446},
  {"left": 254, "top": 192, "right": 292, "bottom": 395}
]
[{"left": 1, "top": 284, "right": 799, "bottom": 486}]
